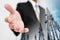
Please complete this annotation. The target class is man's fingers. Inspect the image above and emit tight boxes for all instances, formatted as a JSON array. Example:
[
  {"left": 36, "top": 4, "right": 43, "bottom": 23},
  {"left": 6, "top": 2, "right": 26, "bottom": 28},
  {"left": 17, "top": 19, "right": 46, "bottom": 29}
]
[
  {"left": 24, "top": 28, "right": 29, "bottom": 33},
  {"left": 9, "top": 23, "right": 14, "bottom": 29},
  {"left": 4, "top": 4, "right": 15, "bottom": 14},
  {"left": 14, "top": 28, "right": 29, "bottom": 33},
  {"left": 19, "top": 28, "right": 29, "bottom": 33},
  {"left": 5, "top": 17, "right": 12, "bottom": 23}
]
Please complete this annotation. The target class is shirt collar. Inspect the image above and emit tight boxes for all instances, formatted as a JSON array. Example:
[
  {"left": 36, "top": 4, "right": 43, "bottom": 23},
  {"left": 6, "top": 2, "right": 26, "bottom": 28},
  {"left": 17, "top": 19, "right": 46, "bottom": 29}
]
[{"left": 29, "top": 0, "right": 39, "bottom": 7}]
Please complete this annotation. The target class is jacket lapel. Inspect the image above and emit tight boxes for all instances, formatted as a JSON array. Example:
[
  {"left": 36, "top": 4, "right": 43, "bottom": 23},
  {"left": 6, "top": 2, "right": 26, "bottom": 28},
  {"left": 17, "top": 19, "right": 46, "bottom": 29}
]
[{"left": 27, "top": 1, "right": 39, "bottom": 22}]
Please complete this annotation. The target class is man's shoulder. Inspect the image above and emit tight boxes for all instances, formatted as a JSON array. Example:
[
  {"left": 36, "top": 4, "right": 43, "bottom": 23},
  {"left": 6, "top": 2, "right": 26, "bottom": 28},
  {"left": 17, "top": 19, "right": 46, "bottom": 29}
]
[
  {"left": 17, "top": 2, "right": 26, "bottom": 5},
  {"left": 17, "top": 1, "right": 29, "bottom": 7}
]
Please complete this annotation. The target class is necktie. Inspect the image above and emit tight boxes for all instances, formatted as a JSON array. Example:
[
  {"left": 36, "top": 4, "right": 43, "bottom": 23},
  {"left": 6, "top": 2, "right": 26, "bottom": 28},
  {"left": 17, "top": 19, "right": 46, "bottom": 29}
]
[
  {"left": 35, "top": 5, "right": 40, "bottom": 40},
  {"left": 35, "top": 4, "right": 40, "bottom": 22}
]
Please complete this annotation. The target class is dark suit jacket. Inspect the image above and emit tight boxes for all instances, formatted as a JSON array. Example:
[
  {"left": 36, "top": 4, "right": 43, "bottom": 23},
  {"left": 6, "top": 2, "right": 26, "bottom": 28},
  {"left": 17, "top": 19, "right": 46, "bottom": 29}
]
[{"left": 13, "top": 1, "right": 46, "bottom": 40}]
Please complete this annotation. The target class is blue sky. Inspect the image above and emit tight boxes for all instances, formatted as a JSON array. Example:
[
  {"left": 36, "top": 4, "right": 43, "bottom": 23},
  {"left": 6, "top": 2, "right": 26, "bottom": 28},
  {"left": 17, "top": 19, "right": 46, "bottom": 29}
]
[{"left": 47, "top": 0, "right": 60, "bottom": 26}]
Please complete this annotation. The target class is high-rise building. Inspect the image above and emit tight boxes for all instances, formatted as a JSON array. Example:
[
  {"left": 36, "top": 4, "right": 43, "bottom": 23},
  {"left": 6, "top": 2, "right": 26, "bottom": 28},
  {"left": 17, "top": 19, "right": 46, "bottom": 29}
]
[{"left": 46, "top": 8, "right": 60, "bottom": 40}]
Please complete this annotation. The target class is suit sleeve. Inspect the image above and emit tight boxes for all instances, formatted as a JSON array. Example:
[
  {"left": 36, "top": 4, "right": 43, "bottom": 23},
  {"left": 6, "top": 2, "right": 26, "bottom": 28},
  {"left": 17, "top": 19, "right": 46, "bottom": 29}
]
[{"left": 12, "top": 3, "right": 23, "bottom": 36}]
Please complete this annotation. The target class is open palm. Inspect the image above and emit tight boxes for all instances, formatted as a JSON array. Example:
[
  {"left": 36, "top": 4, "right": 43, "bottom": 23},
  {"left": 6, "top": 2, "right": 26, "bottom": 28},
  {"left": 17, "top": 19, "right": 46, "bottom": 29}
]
[{"left": 5, "top": 4, "right": 29, "bottom": 33}]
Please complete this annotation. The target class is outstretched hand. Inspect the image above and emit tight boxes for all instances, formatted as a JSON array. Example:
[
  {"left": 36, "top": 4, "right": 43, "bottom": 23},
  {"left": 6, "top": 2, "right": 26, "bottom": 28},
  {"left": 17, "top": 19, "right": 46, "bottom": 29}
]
[{"left": 4, "top": 4, "right": 29, "bottom": 33}]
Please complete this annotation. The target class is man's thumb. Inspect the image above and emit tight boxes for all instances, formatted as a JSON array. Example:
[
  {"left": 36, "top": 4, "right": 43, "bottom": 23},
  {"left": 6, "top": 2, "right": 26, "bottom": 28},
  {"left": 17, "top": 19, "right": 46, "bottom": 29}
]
[
  {"left": 24, "top": 28, "right": 29, "bottom": 33},
  {"left": 19, "top": 28, "right": 29, "bottom": 33},
  {"left": 4, "top": 4, "right": 15, "bottom": 14}
]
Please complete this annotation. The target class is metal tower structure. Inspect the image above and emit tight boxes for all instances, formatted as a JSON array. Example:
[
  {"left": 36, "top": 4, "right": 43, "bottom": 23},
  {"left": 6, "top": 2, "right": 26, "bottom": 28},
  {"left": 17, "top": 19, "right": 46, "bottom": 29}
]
[{"left": 46, "top": 8, "right": 60, "bottom": 40}]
